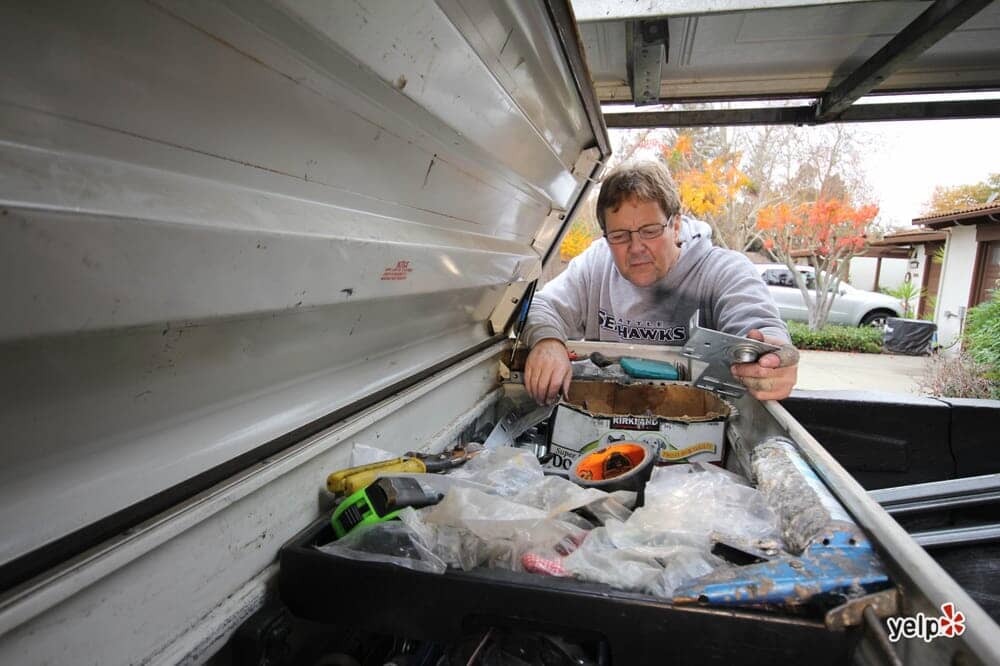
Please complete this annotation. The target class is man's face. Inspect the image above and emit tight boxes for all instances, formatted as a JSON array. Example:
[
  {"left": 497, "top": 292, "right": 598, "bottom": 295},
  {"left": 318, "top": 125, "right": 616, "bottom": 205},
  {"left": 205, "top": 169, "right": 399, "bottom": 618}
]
[{"left": 604, "top": 197, "right": 682, "bottom": 287}]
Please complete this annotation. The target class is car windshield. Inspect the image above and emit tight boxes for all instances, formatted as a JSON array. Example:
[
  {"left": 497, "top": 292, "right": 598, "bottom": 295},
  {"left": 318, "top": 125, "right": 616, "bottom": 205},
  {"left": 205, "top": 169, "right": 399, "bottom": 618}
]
[{"left": 762, "top": 268, "right": 816, "bottom": 290}]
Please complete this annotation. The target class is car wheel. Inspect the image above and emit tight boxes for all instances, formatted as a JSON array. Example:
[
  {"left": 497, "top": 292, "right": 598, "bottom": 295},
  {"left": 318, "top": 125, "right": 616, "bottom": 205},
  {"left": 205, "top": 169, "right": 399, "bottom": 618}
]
[{"left": 860, "top": 310, "right": 892, "bottom": 328}]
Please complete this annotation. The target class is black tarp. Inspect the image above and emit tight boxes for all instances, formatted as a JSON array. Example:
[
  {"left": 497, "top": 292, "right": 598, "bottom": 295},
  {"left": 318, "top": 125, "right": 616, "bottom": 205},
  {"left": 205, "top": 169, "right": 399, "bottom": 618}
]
[{"left": 883, "top": 317, "right": 936, "bottom": 355}]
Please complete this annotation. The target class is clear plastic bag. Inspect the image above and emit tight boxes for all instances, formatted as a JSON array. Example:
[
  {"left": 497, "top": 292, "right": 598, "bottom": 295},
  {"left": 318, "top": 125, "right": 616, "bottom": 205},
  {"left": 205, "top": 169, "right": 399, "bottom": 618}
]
[
  {"left": 348, "top": 443, "right": 398, "bottom": 467},
  {"left": 422, "top": 487, "right": 548, "bottom": 538},
  {"left": 419, "top": 486, "right": 589, "bottom": 573},
  {"left": 447, "top": 447, "right": 544, "bottom": 497},
  {"left": 399, "top": 509, "right": 488, "bottom": 571},
  {"left": 561, "top": 525, "right": 663, "bottom": 593},
  {"left": 316, "top": 508, "right": 446, "bottom": 574},
  {"left": 561, "top": 519, "right": 725, "bottom": 597},
  {"left": 638, "top": 463, "right": 781, "bottom": 544},
  {"left": 512, "top": 475, "right": 609, "bottom": 516}
]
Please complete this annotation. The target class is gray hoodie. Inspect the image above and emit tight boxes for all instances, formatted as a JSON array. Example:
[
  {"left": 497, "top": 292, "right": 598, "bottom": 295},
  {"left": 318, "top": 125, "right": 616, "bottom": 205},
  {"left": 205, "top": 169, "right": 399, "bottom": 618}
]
[{"left": 525, "top": 219, "right": 789, "bottom": 348}]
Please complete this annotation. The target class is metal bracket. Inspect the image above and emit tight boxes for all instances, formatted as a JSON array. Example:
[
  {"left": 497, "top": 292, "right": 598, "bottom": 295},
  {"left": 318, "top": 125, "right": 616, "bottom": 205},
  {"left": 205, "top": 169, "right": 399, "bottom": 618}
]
[
  {"left": 571, "top": 146, "right": 605, "bottom": 185},
  {"left": 674, "top": 526, "right": 891, "bottom": 609},
  {"left": 681, "top": 312, "right": 779, "bottom": 398},
  {"left": 531, "top": 207, "right": 570, "bottom": 258},
  {"left": 626, "top": 19, "right": 668, "bottom": 106},
  {"left": 825, "top": 589, "right": 900, "bottom": 631}
]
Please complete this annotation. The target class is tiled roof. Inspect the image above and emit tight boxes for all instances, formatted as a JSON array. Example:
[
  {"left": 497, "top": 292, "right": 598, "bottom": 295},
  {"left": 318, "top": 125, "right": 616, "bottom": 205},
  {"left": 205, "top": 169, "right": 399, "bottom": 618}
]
[
  {"left": 871, "top": 229, "right": 947, "bottom": 245},
  {"left": 913, "top": 202, "right": 1000, "bottom": 225}
]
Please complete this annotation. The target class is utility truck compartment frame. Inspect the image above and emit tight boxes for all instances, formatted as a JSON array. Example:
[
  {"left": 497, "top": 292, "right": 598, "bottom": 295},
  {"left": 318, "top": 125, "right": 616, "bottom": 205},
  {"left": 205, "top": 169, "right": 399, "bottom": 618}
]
[{"left": 2, "top": 1, "right": 999, "bottom": 664}]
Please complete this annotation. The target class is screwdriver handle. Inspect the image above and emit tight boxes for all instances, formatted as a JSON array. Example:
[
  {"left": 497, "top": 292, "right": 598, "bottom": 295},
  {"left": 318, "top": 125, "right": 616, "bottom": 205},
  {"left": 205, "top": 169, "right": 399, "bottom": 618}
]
[{"left": 326, "top": 457, "right": 427, "bottom": 495}]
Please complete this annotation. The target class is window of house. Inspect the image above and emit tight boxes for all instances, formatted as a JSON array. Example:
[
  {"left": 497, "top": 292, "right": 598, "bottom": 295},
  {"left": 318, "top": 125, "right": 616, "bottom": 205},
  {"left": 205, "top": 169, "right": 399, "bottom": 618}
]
[{"left": 973, "top": 240, "right": 1000, "bottom": 306}]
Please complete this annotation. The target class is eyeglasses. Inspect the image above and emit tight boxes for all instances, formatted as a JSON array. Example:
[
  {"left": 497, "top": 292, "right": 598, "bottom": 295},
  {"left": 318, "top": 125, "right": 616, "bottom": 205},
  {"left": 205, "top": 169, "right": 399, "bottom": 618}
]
[{"left": 605, "top": 221, "right": 671, "bottom": 245}]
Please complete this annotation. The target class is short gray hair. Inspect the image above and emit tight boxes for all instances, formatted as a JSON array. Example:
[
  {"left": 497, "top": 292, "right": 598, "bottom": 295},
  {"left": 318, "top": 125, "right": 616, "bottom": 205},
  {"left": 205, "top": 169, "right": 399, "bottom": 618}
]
[{"left": 596, "top": 160, "right": 681, "bottom": 232}]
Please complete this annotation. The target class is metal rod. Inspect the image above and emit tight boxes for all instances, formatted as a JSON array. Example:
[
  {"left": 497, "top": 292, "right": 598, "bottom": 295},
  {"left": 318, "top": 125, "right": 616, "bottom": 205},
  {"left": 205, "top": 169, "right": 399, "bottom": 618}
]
[
  {"left": 604, "top": 99, "right": 1000, "bottom": 128},
  {"left": 815, "top": 0, "right": 994, "bottom": 121},
  {"left": 871, "top": 473, "right": 1000, "bottom": 515},
  {"left": 911, "top": 523, "right": 1000, "bottom": 549},
  {"left": 882, "top": 491, "right": 1000, "bottom": 516},
  {"left": 863, "top": 605, "right": 903, "bottom": 666},
  {"left": 573, "top": 0, "right": 884, "bottom": 22}
]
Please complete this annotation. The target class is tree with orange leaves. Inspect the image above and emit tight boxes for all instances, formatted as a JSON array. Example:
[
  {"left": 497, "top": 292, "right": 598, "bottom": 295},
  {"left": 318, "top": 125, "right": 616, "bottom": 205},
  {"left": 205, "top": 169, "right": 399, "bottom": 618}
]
[
  {"left": 640, "top": 130, "right": 753, "bottom": 249},
  {"left": 757, "top": 199, "right": 879, "bottom": 330}
]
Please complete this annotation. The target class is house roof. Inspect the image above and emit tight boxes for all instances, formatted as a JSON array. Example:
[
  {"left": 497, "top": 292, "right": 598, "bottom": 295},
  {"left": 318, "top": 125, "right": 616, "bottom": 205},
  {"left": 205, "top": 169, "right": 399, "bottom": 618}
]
[
  {"left": 870, "top": 229, "right": 948, "bottom": 246},
  {"left": 913, "top": 203, "right": 1000, "bottom": 228},
  {"left": 861, "top": 228, "right": 944, "bottom": 259}
]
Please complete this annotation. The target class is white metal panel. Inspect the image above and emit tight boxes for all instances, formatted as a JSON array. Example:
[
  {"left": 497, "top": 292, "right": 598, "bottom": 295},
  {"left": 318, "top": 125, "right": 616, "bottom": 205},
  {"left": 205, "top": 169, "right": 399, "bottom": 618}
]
[
  {"left": 0, "top": 348, "right": 502, "bottom": 664},
  {"left": 936, "top": 226, "right": 977, "bottom": 352},
  {"left": 0, "top": 0, "right": 604, "bottom": 571}
]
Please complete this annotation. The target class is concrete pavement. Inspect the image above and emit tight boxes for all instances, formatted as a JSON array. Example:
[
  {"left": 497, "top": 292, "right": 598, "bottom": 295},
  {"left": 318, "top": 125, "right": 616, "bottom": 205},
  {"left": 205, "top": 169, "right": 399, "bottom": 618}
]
[{"left": 793, "top": 350, "right": 929, "bottom": 394}]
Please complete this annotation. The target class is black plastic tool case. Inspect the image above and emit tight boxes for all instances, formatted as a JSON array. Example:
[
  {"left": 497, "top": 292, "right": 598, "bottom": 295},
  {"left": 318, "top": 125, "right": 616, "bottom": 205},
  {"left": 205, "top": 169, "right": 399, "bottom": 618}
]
[{"left": 280, "top": 518, "right": 854, "bottom": 665}]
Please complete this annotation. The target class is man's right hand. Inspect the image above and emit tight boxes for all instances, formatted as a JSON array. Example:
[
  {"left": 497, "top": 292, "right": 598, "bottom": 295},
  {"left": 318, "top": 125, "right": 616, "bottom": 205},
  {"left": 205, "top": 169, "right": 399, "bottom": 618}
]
[{"left": 524, "top": 338, "right": 572, "bottom": 405}]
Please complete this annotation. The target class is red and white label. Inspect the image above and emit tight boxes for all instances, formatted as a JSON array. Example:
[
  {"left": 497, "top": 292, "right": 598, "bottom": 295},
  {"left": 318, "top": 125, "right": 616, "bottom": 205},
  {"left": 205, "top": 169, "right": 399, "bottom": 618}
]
[{"left": 380, "top": 260, "right": 413, "bottom": 281}]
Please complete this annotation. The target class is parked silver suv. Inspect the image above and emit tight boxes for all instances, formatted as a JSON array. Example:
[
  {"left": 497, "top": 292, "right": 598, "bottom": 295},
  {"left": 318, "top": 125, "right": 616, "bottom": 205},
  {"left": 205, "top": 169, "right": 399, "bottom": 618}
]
[{"left": 756, "top": 264, "right": 903, "bottom": 327}]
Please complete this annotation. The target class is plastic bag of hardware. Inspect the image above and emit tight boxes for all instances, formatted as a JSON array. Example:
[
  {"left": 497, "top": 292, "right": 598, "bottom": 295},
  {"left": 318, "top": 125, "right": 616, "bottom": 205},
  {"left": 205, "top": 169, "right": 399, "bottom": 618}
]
[
  {"left": 419, "top": 486, "right": 589, "bottom": 572},
  {"left": 511, "top": 475, "right": 610, "bottom": 516},
  {"left": 423, "top": 486, "right": 547, "bottom": 534},
  {"left": 575, "top": 491, "right": 635, "bottom": 526},
  {"left": 398, "top": 509, "right": 491, "bottom": 571},
  {"left": 317, "top": 509, "right": 446, "bottom": 574},
  {"left": 560, "top": 524, "right": 661, "bottom": 593},
  {"left": 561, "top": 520, "right": 724, "bottom": 596},
  {"left": 637, "top": 463, "right": 782, "bottom": 544},
  {"left": 447, "top": 447, "right": 545, "bottom": 497}
]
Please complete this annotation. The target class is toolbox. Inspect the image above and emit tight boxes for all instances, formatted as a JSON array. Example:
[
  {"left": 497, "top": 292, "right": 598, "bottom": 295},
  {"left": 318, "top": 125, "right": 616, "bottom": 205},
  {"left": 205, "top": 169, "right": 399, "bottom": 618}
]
[
  {"left": 279, "top": 517, "right": 851, "bottom": 666},
  {"left": 5, "top": 0, "right": 1000, "bottom": 663}
]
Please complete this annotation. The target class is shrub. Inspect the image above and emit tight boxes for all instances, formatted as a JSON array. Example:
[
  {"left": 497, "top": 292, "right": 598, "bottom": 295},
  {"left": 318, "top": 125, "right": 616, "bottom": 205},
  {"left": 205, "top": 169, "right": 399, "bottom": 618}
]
[
  {"left": 787, "top": 321, "right": 883, "bottom": 353},
  {"left": 918, "top": 353, "right": 998, "bottom": 400},
  {"left": 883, "top": 282, "right": 923, "bottom": 319},
  {"left": 964, "top": 289, "right": 1000, "bottom": 383}
]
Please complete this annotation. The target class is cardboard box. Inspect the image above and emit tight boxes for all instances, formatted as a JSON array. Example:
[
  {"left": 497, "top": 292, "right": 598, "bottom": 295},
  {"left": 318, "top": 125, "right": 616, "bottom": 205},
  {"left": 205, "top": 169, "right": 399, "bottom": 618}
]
[{"left": 545, "top": 382, "right": 731, "bottom": 472}]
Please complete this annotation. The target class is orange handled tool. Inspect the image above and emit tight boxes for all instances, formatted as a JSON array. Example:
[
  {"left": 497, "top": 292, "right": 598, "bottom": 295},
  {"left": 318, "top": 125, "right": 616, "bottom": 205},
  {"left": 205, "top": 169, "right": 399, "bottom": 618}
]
[{"left": 573, "top": 442, "right": 648, "bottom": 481}]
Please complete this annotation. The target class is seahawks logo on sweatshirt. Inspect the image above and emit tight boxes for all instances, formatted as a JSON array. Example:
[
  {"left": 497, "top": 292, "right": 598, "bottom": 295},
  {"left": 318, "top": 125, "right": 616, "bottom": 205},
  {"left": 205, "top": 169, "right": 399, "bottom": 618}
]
[{"left": 598, "top": 309, "right": 686, "bottom": 342}]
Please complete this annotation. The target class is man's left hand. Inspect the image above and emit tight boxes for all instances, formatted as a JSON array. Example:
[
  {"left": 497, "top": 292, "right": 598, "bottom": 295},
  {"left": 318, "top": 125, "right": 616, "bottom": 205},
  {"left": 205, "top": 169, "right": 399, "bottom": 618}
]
[{"left": 730, "top": 329, "right": 799, "bottom": 401}]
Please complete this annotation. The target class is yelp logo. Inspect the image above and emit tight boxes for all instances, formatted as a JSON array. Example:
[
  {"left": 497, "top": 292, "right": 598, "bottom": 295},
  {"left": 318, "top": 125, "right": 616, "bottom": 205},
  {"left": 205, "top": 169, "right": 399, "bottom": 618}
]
[{"left": 886, "top": 603, "right": 966, "bottom": 643}]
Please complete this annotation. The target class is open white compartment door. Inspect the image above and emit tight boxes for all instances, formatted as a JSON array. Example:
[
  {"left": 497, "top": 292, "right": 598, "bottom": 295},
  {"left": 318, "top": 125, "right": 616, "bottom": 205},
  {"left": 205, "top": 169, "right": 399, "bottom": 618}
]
[{"left": 0, "top": 1, "right": 608, "bottom": 660}]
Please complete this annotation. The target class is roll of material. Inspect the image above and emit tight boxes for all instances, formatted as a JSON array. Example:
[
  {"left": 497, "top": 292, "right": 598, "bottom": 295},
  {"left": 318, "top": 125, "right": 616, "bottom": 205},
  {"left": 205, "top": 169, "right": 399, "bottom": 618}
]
[
  {"left": 569, "top": 442, "right": 655, "bottom": 506},
  {"left": 751, "top": 436, "right": 862, "bottom": 553}
]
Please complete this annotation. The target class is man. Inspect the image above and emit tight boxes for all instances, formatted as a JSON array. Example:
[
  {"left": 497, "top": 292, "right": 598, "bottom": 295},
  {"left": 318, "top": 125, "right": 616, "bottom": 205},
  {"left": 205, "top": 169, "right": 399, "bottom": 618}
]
[{"left": 524, "top": 160, "right": 798, "bottom": 404}]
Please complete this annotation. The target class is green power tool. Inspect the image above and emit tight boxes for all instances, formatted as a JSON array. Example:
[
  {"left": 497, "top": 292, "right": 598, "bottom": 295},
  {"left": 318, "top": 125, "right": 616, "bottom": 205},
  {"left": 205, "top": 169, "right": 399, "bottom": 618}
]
[{"left": 331, "top": 476, "right": 442, "bottom": 539}]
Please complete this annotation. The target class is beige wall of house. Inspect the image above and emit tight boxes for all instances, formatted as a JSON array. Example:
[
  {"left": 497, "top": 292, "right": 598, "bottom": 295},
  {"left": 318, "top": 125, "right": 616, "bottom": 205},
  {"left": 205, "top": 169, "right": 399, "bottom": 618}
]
[{"left": 849, "top": 256, "right": 908, "bottom": 292}]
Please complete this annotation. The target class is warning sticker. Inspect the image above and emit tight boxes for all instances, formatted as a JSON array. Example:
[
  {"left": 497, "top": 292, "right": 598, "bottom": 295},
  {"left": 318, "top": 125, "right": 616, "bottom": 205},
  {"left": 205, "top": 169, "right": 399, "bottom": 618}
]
[{"left": 380, "top": 260, "right": 413, "bottom": 281}]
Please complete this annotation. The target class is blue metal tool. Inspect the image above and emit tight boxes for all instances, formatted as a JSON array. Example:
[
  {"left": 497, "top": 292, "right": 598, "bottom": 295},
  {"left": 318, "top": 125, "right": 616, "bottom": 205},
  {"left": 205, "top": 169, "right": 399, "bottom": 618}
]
[
  {"left": 674, "top": 436, "right": 891, "bottom": 608},
  {"left": 673, "top": 527, "right": 890, "bottom": 607}
]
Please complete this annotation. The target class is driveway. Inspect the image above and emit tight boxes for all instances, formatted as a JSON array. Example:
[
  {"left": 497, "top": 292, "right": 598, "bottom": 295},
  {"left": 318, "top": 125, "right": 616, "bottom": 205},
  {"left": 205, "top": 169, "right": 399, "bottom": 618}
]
[{"left": 793, "top": 350, "right": 929, "bottom": 395}]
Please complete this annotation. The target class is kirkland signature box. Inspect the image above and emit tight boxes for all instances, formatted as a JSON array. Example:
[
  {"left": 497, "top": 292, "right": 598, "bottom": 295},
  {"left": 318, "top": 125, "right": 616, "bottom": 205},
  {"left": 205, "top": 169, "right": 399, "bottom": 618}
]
[{"left": 545, "top": 382, "right": 731, "bottom": 472}]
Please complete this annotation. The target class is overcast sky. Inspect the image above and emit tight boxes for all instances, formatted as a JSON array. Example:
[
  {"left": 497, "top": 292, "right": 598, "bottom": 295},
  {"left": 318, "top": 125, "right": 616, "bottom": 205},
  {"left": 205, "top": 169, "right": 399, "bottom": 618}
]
[
  {"left": 605, "top": 94, "right": 1000, "bottom": 233},
  {"left": 863, "top": 117, "right": 1000, "bottom": 228}
]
